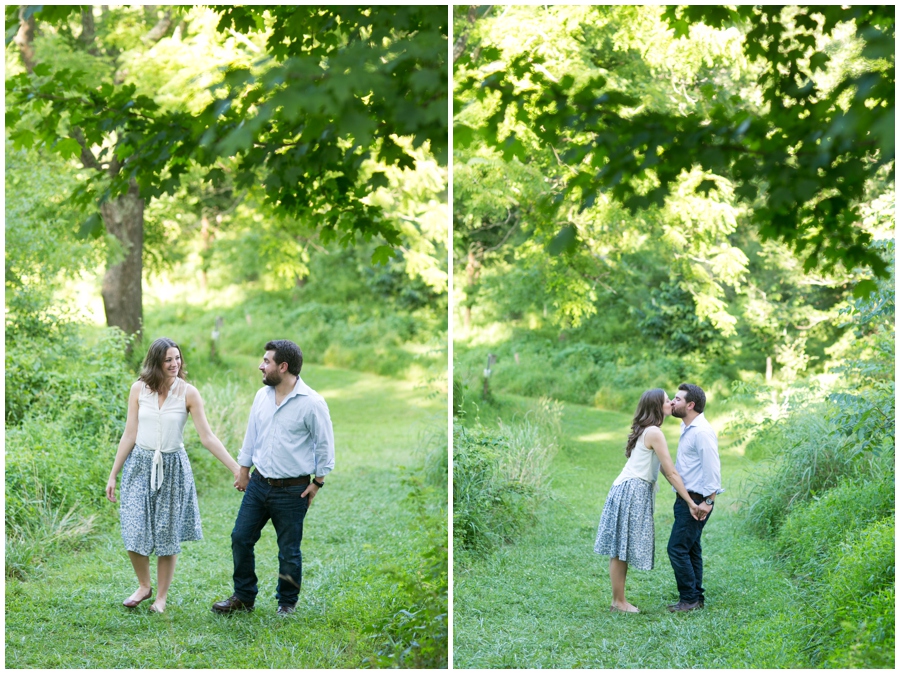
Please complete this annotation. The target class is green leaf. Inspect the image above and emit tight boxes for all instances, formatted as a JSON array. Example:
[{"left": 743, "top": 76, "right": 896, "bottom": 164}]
[
  {"left": 548, "top": 225, "right": 577, "bottom": 256},
  {"left": 696, "top": 179, "right": 717, "bottom": 196},
  {"left": 55, "top": 137, "right": 82, "bottom": 160},
  {"left": 32, "top": 63, "right": 52, "bottom": 77},
  {"left": 10, "top": 128, "right": 35, "bottom": 150},
  {"left": 369, "top": 172, "right": 390, "bottom": 190},
  {"left": 371, "top": 245, "right": 394, "bottom": 266},
  {"left": 77, "top": 214, "right": 104, "bottom": 240},
  {"left": 852, "top": 279, "right": 878, "bottom": 299}
]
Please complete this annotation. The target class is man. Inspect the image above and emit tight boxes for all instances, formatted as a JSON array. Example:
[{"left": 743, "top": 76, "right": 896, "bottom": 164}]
[
  {"left": 212, "top": 339, "right": 335, "bottom": 616},
  {"left": 666, "top": 382, "right": 722, "bottom": 612}
]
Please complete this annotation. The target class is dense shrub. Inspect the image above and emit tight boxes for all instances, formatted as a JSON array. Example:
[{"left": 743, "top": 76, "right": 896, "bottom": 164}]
[
  {"left": 5, "top": 325, "right": 133, "bottom": 579},
  {"left": 453, "top": 398, "right": 562, "bottom": 555}
]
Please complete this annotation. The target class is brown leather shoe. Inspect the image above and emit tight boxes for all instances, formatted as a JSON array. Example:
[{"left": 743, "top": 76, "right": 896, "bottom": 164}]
[
  {"left": 123, "top": 587, "right": 153, "bottom": 608},
  {"left": 667, "top": 599, "right": 702, "bottom": 612},
  {"left": 211, "top": 595, "right": 255, "bottom": 614},
  {"left": 276, "top": 604, "right": 296, "bottom": 616}
]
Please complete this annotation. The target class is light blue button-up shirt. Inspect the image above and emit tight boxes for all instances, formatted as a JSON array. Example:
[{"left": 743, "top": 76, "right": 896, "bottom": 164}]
[
  {"left": 673, "top": 413, "right": 723, "bottom": 497},
  {"left": 238, "top": 376, "right": 335, "bottom": 479}
]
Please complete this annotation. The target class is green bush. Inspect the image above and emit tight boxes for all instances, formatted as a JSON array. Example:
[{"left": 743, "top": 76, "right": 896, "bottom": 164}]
[
  {"left": 775, "top": 477, "right": 894, "bottom": 574},
  {"left": 453, "top": 398, "right": 562, "bottom": 555},
  {"left": 810, "top": 516, "right": 896, "bottom": 667},
  {"left": 144, "top": 292, "right": 445, "bottom": 382},
  {"left": 743, "top": 402, "right": 890, "bottom": 537},
  {"left": 824, "top": 583, "right": 895, "bottom": 668},
  {"left": 5, "top": 320, "right": 133, "bottom": 579}
]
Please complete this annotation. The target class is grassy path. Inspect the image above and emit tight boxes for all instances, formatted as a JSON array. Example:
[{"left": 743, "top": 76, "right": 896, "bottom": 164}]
[
  {"left": 5, "top": 362, "right": 445, "bottom": 668},
  {"left": 453, "top": 396, "right": 813, "bottom": 668}
]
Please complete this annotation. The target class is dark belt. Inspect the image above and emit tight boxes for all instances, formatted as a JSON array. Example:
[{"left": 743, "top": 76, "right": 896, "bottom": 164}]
[
  {"left": 253, "top": 471, "right": 310, "bottom": 488},
  {"left": 688, "top": 491, "right": 706, "bottom": 500}
]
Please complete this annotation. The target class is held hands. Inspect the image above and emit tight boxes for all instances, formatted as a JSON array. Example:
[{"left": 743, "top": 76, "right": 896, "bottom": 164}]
[
  {"left": 688, "top": 501, "right": 703, "bottom": 521},
  {"left": 234, "top": 470, "right": 249, "bottom": 492}
]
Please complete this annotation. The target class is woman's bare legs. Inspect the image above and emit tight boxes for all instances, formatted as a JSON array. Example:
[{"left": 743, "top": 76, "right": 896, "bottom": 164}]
[
  {"left": 126, "top": 551, "right": 153, "bottom": 602},
  {"left": 609, "top": 557, "right": 640, "bottom": 612},
  {"left": 151, "top": 554, "right": 177, "bottom": 612}
]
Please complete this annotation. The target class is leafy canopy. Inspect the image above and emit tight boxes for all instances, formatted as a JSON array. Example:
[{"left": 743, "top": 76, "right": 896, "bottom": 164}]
[
  {"left": 6, "top": 5, "right": 448, "bottom": 261},
  {"left": 455, "top": 5, "right": 894, "bottom": 284}
]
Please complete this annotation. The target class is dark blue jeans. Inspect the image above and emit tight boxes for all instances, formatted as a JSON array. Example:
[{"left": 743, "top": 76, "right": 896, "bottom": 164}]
[
  {"left": 667, "top": 494, "right": 713, "bottom": 604},
  {"left": 231, "top": 472, "right": 310, "bottom": 606}
]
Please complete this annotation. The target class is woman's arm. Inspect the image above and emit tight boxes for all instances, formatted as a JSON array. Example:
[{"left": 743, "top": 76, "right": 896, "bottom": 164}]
[
  {"left": 106, "top": 382, "right": 142, "bottom": 503},
  {"left": 186, "top": 385, "right": 240, "bottom": 478},
  {"left": 644, "top": 427, "right": 701, "bottom": 520}
]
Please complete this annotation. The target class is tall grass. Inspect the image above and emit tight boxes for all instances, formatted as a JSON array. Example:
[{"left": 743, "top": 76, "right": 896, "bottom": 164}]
[
  {"left": 453, "top": 397, "right": 562, "bottom": 556},
  {"left": 5, "top": 479, "right": 98, "bottom": 581},
  {"left": 739, "top": 379, "right": 894, "bottom": 666},
  {"left": 365, "top": 423, "right": 449, "bottom": 668}
]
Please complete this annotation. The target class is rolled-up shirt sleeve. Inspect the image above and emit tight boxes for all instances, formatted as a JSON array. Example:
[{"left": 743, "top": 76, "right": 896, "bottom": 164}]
[
  {"left": 697, "top": 429, "right": 723, "bottom": 496},
  {"left": 306, "top": 397, "right": 335, "bottom": 478},
  {"left": 237, "top": 390, "right": 263, "bottom": 468}
]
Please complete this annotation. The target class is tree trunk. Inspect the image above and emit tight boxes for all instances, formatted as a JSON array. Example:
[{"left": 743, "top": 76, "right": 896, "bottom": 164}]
[
  {"left": 464, "top": 248, "right": 480, "bottom": 331},
  {"left": 14, "top": 7, "right": 36, "bottom": 74},
  {"left": 100, "top": 181, "right": 144, "bottom": 348},
  {"left": 143, "top": 9, "right": 173, "bottom": 44},
  {"left": 80, "top": 8, "right": 98, "bottom": 54}
]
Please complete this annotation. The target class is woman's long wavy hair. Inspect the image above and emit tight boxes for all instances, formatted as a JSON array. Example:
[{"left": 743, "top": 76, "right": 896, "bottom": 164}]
[
  {"left": 139, "top": 337, "right": 188, "bottom": 395},
  {"left": 625, "top": 388, "right": 666, "bottom": 458}
]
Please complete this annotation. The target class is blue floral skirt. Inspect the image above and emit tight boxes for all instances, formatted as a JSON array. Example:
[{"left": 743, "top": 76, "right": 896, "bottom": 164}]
[
  {"left": 119, "top": 446, "right": 202, "bottom": 556},
  {"left": 593, "top": 478, "right": 655, "bottom": 570}
]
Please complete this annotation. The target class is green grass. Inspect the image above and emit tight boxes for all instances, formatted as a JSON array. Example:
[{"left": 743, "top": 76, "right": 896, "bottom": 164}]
[
  {"left": 453, "top": 393, "right": 813, "bottom": 668},
  {"left": 5, "top": 362, "right": 447, "bottom": 668}
]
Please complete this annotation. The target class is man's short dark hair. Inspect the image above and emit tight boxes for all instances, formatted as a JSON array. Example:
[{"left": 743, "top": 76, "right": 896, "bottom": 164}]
[
  {"left": 265, "top": 340, "right": 303, "bottom": 375},
  {"left": 678, "top": 383, "right": 706, "bottom": 414}
]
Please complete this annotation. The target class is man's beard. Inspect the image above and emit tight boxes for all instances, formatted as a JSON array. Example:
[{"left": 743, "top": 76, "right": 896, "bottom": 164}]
[
  {"left": 672, "top": 407, "right": 687, "bottom": 419},
  {"left": 263, "top": 371, "right": 283, "bottom": 387}
]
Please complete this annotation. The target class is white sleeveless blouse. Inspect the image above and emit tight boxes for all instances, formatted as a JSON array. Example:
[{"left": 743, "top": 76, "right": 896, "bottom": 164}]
[
  {"left": 135, "top": 378, "right": 189, "bottom": 491},
  {"left": 613, "top": 427, "right": 661, "bottom": 488}
]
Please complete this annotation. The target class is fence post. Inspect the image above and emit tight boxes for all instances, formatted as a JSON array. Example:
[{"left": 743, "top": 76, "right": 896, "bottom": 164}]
[{"left": 482, "top": 353, "right": 496, "bottom": 401}]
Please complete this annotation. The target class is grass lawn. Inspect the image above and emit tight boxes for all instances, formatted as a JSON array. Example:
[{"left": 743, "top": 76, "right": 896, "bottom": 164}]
[
  {"left": 453, "top": 393, "right": 813, "bottom": 668},
  {"left": 5, "top": 362, "right": 446, "bottom": 668}
]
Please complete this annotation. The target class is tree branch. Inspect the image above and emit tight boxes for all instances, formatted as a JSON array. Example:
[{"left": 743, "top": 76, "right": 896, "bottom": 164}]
[
  {"left": 71, "top": 127, "right": 103, "bottom": 171},
  {"left": 142, "top": 9, "right": 173, "bottom": 44}
]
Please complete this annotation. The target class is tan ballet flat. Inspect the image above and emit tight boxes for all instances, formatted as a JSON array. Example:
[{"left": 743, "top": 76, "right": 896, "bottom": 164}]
[{"left": 123, "top": 587, "right": 153, "bottom": 608}]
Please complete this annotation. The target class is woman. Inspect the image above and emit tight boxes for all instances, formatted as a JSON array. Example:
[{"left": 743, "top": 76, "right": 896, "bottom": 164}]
[
  {"left": 106, "top": 337, "right": 240, "bottom": 613},
  {"left": 593, "top": 388, "right": 700, "bottom": 613}
]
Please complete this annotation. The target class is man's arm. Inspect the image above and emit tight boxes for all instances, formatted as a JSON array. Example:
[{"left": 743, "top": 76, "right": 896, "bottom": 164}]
[
  {"left": 235, "top": 390, "right": 262, "bottom": 491},
  {"left": 301, "top": 398, "right": 335, "bottom": 503},
  {"left": 696, "top": 429, "right": 721, "bottom": 518}
]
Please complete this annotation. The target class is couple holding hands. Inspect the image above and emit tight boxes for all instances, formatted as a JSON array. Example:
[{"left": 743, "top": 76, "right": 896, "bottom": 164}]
[
  {"left": 595, "top": 384, "right": 722, "bottom": 614},
  {"left": 105, "top": 337, "right": 334, "bottom": 615}
]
